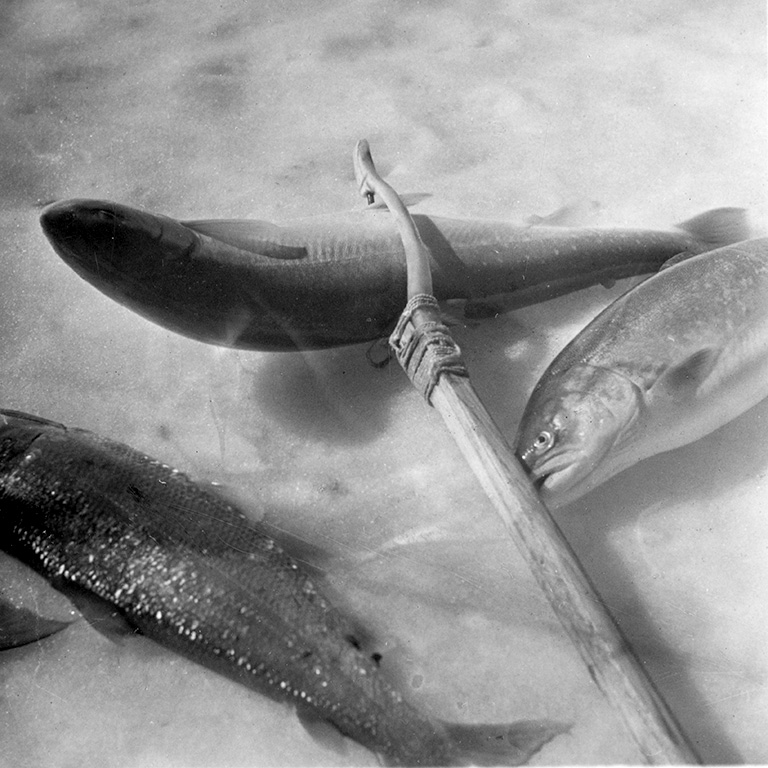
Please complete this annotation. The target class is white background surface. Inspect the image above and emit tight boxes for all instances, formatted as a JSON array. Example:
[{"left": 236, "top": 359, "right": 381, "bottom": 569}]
[{"left": 0, "top": 1, "right": 766, "bottom": 765}]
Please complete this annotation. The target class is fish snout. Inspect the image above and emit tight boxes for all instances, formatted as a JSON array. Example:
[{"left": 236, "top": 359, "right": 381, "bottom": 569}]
[
  {"left": 41, "top": 198, "right": 125, "bottom": 241},
  {"left": 40, "top": 199, "right": 139, "bottom": 269},
  {"left": 40, "top": 199, "right": 198, "bottom": 276}
]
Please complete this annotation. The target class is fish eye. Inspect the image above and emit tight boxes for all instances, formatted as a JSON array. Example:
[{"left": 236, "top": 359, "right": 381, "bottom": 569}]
[{"left": 533, "top": 430, "right": 555, "bottom": 452}]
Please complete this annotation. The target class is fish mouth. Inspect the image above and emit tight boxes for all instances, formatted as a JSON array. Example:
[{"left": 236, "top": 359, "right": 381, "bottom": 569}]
[{"left": 526, "top": 450, "right": 596, "bottom": 505}]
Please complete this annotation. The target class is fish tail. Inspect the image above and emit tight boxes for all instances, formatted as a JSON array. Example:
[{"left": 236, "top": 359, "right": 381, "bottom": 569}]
[
  {"left": 442, "top": 718, "right": 568, "bottom": 766},
  {"left": 675, "top": 207, "right": 749, "bottom": 249},
  {"left": 0, "top": 597, "right": 74, "bottom": 651}
]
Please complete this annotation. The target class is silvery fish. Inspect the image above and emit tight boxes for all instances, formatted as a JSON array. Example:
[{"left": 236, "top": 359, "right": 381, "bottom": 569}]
[
  {"left": 39, "top": 198, "right": 747, "bottom": 351},
  {"left": 515, "top": 237, "right": 768, "bottom": 508},
  {"left": 0, "top": 409, "right": 563, "bottom": 766}
]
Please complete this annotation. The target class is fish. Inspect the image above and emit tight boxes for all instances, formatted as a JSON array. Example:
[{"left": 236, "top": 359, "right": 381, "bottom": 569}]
[
  {"left": 515, "top": 237, "right": 768, "bottom": 508},
  {"left": 39, "top": 198, "right": 748, "bottom": 351},
  {"left": 0, "top": 409, "right": 564, "bottom": 766}
]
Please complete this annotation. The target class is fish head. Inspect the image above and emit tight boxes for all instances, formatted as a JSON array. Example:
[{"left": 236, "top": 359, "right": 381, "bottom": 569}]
[
  {"left": 515, "top": 364, "right": 641, "bottom": 507},
  {"left": 39, "top": 199, "right": 259, "bottom": 346},
  {"left": 40, "top": 199, "right": 199, "bottom": 290}
]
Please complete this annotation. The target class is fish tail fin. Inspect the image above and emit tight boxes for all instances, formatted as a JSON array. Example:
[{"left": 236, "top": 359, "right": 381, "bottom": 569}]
[
  {"left": 0, "top": 597, "right": 74, "bottom": 651},
  {"left": 442, "top": 718, "right": 568, "bottom": 766},
  {"left": 675, "top": 207, "right": 749, "bottom": 249}
]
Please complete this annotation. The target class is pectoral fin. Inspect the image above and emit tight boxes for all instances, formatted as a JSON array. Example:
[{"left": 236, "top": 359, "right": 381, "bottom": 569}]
[
  {"left": 296, "top": 707, "right": 350, "bottom": 756},
  {"left": 182, "top": 219, "right": 308, "bottom": 259},
  {"left": 55, "top": 582, "right": 138, "bottom": 643},
  {"left": 0, "top": 597, "right": 74, "bottom": 650},
  {"left": 651, "top": 348, "right": 720, "bottom": 400}
]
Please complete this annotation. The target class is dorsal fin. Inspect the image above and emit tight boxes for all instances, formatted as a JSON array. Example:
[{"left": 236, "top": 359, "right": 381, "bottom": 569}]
[
  {"left": 182, "top": 219, "right": 307, "bottom": 259},
  {"left": 527, "top": 199, "right": 601, "bottom": 227},
  {"left": 675, "top": 207, "right": 749, "bottom": 249},
  {"left": 0, "top": 409, "right": 66, "bottom": 429},
  {"left": 296, "top": 707, "right": 350, "bottom": 756}
]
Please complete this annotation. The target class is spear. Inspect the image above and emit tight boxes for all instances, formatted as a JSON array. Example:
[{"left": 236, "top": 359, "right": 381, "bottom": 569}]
[{"left": 353, "top": 139, "right": 699, "bottom": 765}]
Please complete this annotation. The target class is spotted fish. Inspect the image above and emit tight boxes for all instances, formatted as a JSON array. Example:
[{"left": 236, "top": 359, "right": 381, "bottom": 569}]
[{"left": 0, "top": 409, "right": 563, "bottom": 765}]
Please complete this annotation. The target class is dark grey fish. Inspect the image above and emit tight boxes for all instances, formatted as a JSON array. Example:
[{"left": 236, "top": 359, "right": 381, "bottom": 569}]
[
  {"left": 39, "top": 198, "right": 747, "bottom": 351},
  {"left": 0, "top": 409, "right": 564, "bottom": 766}
]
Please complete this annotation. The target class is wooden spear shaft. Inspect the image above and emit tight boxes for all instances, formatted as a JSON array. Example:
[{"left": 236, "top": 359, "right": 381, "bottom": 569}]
[{"left": 353, "top": 139, "right": 699, "bottom": 765}]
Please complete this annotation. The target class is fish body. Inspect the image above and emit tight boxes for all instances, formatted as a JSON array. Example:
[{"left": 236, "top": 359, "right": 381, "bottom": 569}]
[
  {"left": 40, "top": 199, "right": 747, "bottom": 351},
  {"left": 515, "top": 238, "right": 768, "bottom": 508},
  {"left": 0, "top": 409, "right": 560, "bottom": 765}
]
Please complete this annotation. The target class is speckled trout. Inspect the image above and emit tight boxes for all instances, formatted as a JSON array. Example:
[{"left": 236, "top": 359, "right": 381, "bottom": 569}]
[
  {"left": 516, "top": 237, "right": 768, "bottom": 508},
  {"left": 0, "top": 409, "right": 563, "bottom": 766},
  {"left": 40, "top": 198, "right": 747, "bottom": 351}
]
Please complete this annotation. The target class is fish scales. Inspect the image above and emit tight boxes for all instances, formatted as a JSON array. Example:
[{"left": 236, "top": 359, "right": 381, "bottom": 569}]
[
  {"left": 40, "top": 199, "right": 748, "bottom": 350},
  {"left": 0, "top": 411, "right": 561, "bottom": 765},
  {"left": 0, "top": 420, "right": 434, "bottom": 757}
]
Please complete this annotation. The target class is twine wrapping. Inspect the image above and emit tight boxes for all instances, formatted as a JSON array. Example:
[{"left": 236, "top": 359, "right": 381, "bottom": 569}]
[{"left": 388, "top": 294, "right": 468, "bottom": 403}]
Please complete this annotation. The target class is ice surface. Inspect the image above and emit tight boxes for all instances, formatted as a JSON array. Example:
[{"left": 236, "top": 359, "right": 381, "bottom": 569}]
[{"left": 0, "top": 0, "right": 766, "bottom": 765}]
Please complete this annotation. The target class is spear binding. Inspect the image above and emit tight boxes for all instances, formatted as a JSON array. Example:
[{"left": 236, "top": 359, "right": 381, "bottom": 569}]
[{"left": 353, "top": 139, "right": 699, "bottom": 765}]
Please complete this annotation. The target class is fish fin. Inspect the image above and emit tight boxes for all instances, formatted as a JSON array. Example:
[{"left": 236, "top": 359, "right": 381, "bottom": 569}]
[
  {"left": 366, "top": 337, "right": 393, "bottom": 368},
  {"left": 443, "top": 718, "right": 568, "bottom": 766},
  {"left": 182, "top": 219, "right": 308, "bottom": 259},
  {"left": 0, "top": 597, "right": 74, "bottom": 651},
  {"left": 54, "top": 582, "right": 138, "bottom": 643},
  {"left": 658, "top": 251, "right": 692, "bottom": 271},
  {"left": 527, "top": 199, "right": 601, "bottom": 227},
  {"left": 463, "top": 299, "right": 504, "bottom": 320},
  {"left": 652, "top": 348, "right": 721, "bottom": 400},
  {"left": 0, "top": 409, "right": 66, "bottom": 429},
  {"left": 366, "top": 192, "right": 432, "bottom": 210},
  {"left": 439, "top": 307, "right": 470, "bottom": 327},
  {"left": 296, "top": 707, "right": 350, "bottom": 756},
  {"left": 253, "top": 517, "right": 337, "bottom": 581},
  {"left": 463, "top": 292, "right": 528, "bottom": 320},
  {"left": 675, "top": 207, "right": 749, "bottom": 249}
]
